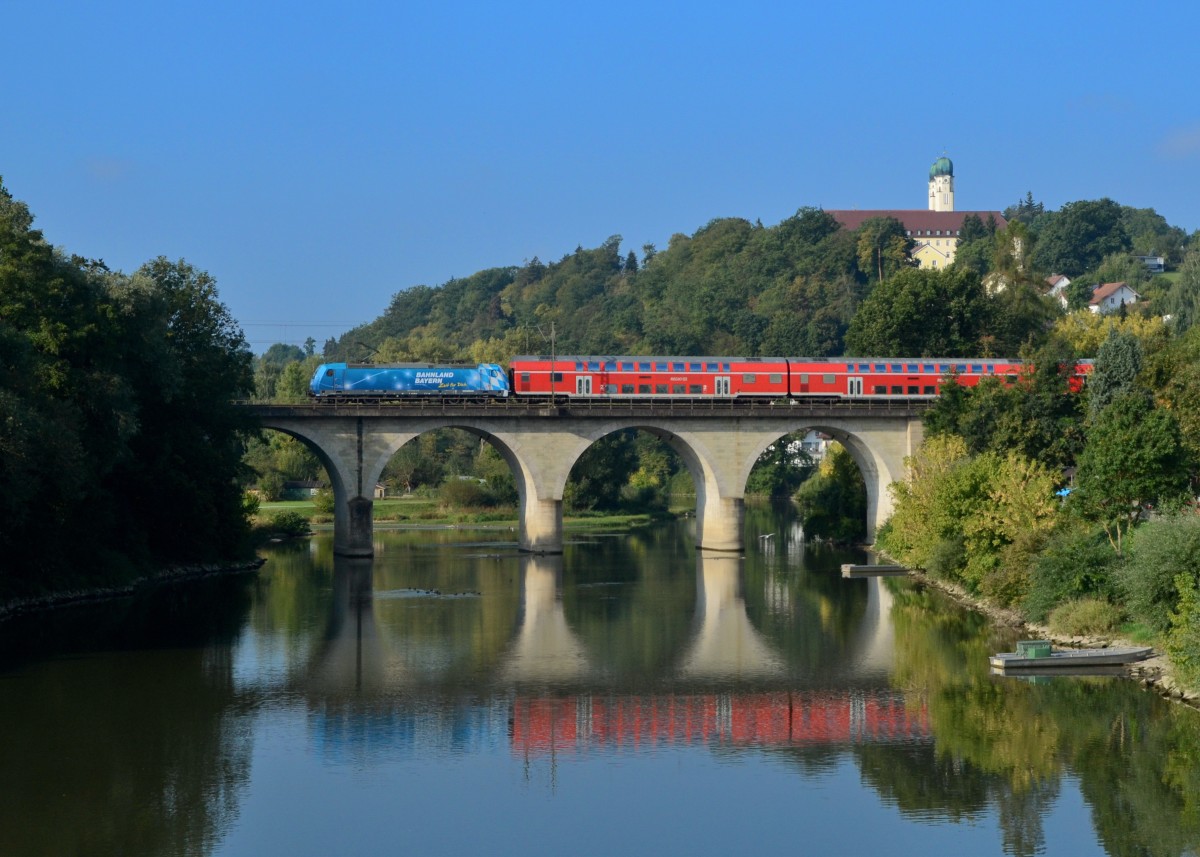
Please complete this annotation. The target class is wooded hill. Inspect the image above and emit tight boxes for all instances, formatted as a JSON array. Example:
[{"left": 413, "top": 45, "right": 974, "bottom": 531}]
[{"left": 322, "top": 199, "right": 1196, "bottom": 364}]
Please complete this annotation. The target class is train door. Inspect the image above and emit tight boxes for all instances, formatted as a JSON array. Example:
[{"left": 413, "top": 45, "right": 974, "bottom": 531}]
[
  {"left": 715, "top": 376, "right": 731, "bottom": 396},
  {"left": 847, "top": 376, "right": 863, "bottom": 397},
  {"left": 576, "top": 376, "right": 593, "bottom": 396}
]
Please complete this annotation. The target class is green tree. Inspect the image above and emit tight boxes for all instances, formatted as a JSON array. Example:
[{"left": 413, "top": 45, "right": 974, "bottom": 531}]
[
  {"left": 845, "top": 267, "right": 991, "bottom": 357},
  {"left": 1032, "top": 198, "right": 1129, "bottom": 276},
  {"left": 1088, "top": 329, "right": 1144, "bottom": 419},
  {"left": 1071, "top": 393, "right": 1189, "bottom": 554},
  {"left": 855, "top": 216, "right": 913, "bottom": 283}
]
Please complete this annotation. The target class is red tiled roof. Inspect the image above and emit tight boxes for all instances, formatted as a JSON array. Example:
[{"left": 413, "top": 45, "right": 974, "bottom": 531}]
[
  {"left": 826, "top": 210, "right": 1008, "bottom": 234},
  {"left": 1089, "top": 282, "right": 1139, "bottom": 304},
  {"left": 1047, "top": 274, "right": 1069, "bottom": 287}
]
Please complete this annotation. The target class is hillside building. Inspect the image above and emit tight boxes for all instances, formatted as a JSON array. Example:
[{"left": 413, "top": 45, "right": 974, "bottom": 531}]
[{"left": 826, "top": 156, "right": 1007, "bottom": 270}]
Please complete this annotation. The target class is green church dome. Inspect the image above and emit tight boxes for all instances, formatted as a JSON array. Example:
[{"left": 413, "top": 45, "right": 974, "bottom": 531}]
[{"left": 929, "top": 156, "right": 954, "bottom": 179}]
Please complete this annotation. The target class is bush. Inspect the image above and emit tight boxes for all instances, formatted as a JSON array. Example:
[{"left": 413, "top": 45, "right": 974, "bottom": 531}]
[
  {"left": 925, "top": 535, "right": 966, "bottom": 581},
  {"left": 439, "top": 478, "right": 492, "bottom": 508},
  {"left": 1167, "top": 574, "right": 1200, "bottom": 689},
  {"left": 1023, "top": 526, "right": 1117, "bottom": 623},
  {"left": 312, "top": 489, "right": 335, "bottom": 514},
  {"left": 269, "top": 511, "right": 311, "bottom": 537},
  {"left": 1048, "top": 597, "right": 1123, "bottom": 636},
  {"left": 1116, "top": 514, "right": 1200, "bottom": 633}
]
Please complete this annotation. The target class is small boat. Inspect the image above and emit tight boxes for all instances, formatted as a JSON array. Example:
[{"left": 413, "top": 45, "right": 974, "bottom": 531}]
[
  {"left": 841, "top": 564, "right": 909, "bottom": 578},
  {"left": 990, "top": 644, "right": 1153, "bottom": 670}
]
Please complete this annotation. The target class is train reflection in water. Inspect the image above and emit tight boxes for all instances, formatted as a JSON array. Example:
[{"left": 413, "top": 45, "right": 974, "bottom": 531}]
[{"left": 511, "top": 692, "right": 929, "bottom": 755}]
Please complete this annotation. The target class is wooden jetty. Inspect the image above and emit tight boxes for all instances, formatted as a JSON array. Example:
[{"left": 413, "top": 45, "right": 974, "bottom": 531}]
[{"left": 841, "top": 564, "right": 910, "bottom": 578}]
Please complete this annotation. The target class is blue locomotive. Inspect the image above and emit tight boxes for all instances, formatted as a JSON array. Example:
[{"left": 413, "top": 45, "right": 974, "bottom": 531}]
[{"left": 309, "top": 363, "right": 511, "bottom": 398}]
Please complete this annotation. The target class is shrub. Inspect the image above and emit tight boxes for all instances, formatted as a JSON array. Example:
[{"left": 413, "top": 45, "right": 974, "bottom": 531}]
[
  {"left": 1116, "top": 514, "right": 1200, "bottom": 633},
  {"left": 1047, "top": 597, "right": 1123, "bottom": 636},
  {"left": 312, "top": 489, "right": 335, "bottom": 514},
  {"left": 924, "top": 535, "right": 966, "bottom": 581},
  {"left": 1167, "top": 574, "right": 1200, "bottom": 689},
  {"left": 1023, "top": 526, "right": 1117, "bottom": 623},
  {"left": 439, "top": 478, "right": 492, "bottom": 508},
  {"left": 269, "top": 511, "right": 311, "bottom": 538}
]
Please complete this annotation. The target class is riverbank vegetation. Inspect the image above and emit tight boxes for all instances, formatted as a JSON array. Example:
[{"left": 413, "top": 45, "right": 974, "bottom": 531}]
[{"left": 0, "top": 180, "right": 256, "bottom": 600}]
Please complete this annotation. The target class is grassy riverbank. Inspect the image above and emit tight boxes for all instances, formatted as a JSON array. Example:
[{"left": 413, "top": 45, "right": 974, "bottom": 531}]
[{"left": 254, "top": 498, "right": 680, "bottom": 532}]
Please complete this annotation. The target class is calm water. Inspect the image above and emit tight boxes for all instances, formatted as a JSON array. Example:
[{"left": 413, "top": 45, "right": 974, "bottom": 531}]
[{"left": 2, "top": 507, "right": 1199, "bottom": 857}]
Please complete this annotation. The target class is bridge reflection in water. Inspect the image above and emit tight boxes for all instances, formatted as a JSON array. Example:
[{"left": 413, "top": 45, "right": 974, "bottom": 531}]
[{"left": 299, "top": 549, "right": 926, "bottom": 760}]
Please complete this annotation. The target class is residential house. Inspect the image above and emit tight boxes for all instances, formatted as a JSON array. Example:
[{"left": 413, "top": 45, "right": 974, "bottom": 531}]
[{"left": 1089, "top": 281, "right": 1141, "bottom": 314}]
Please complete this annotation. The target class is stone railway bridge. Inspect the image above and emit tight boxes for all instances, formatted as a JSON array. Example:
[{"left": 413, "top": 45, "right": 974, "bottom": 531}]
[{"left": 240, "top": 398, "right": 927, "bottom": 557}]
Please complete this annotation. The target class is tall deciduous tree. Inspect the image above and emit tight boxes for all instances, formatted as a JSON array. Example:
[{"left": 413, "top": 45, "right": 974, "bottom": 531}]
[
  {"left": 1072, "top": 393, "right": 1189, "bottom": 554},
  {"left": 845, "top": 267, "right": 991, "bottom": 357},
  {"left": 855, "top": 217, "right": 913, "bottom": 283}
]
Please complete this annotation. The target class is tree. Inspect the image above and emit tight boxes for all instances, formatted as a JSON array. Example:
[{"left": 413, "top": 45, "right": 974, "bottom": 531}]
[
  {"left": 855, "top": 217, "right": 913, "bottom": 283},
  {"left": 1032, "top": 198, "right": 1130, "bottom": 276},
  {"left": 1071, "top": 393, "right": 1189, "bottom": 554},
  {"left": 845, "top": 267, "right": 991, "bottom": 357},
  {"left": 1004, "top": 192, "right": 1045, "bottom": 226},
  {"left": 1088, "top": 329, "right": 1144, "bottom": 419}
]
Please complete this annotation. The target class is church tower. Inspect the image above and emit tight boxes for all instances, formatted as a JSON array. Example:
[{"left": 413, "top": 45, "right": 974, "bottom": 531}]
[{"left": 928, "top": 155, "right": 954, "bottom": 212}]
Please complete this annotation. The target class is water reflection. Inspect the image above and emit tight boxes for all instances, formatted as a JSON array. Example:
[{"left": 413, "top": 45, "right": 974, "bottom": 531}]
[{"left": 3, "top": 513, "right": 1200, "bottom": 857}]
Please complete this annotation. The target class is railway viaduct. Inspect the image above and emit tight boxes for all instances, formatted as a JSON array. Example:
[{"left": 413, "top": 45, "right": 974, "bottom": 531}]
[{"left": 241, "top": 399, "right": 927, "bottom": 557}]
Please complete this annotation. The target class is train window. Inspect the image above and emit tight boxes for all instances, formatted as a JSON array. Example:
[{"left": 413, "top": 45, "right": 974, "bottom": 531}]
[
  {"left": 823, "top": 374, "right": 835, "bottom": 384},
  {"left": 551, "top": 372, "right": 563, "bottom": 382},
  {"left": 673, "top": 363, "right": 684, "bottom": 371},
  {"left": 325, "top": 369, "right": 334, "bottom": 377},
  {"left": 689, "top": 363, "right": 701, "bottom": 371},
  {"left": 908, "top": 386, "right": 919, "bottom": 394},
  {"left": 656, "top": 384, "right": 668, "bottom": 394},
  {"left": 705, "top": 363, "right": 716, "bottom": 371},
  {"left": 800, "top": 374, "right": 809, "bottom": 383},
  {"left": 743, "top": 374, "right": 756, "bottom": 383},
  {"left": 521, "top": 373, "right": 530, "bottom": 383},
  {"left": 621, "top": 362, "right": 634, "bottom": 371},
  {"left": 845, "top": 364, "right": 854, "bottom": 372},
  {"left": 891, "top": 364, "right": 902, "bottom": 372},
  {"left": 639, "top": 362, "right": 651, "bottom": 371},
  {"left": 908, "top": 364, "right": 919, "bottom": 372},
  {"left": 858, "top": 363, "right": 870, "bottom": 372},
  {"left": 723, "top": 363, "right": 730, "bottom": 371},
  {"left": 769, "top": 373, "right": 782, "bottom": 384},
  {"left": 874, "top": 386, "right": 887, "bottom": 394},
  {"left": 604, "top": 384, "right": 618, "bottom": 394},
  {"left": 588, "top": 361, "right": 600, "bottom": 371},
  {"left": 956, "top": 364, "right": 967, "bottom": 373},
  {"left": 689, "top": 384, "right": 703, "bottom": 394},
  {"left": 888, "top": 385, "right": 900, "bottom": 394},
  {"left": 672, "top": 385, "right": 685, "bottom": 394},
  {"left": 604, "top": 361, "right": 617, "bottom": 370},
  {"left": 576, "top": 362, "right": 585, "bottom": 370},
  {"left": 938, "top": 364, "right": 949, "bottom": 372},
  {"left": 638, "top": 384, "right": 651, "bottom": 393},
  {"left": 985, "top": 364, "right": 994, "bottom": 373},
  {"left": 875, "top": 364, "right": 886, "bottom": 372},
  {"left": 923, "top": 386, "right": 936, "bottom": 395},
  {"left": 970, "top": 364, "right": 982, "bottom": 373},
  {"left": 621, "top": 384, "right": 634, "bottom": 393},
  {"left": 656, "top": 362, "right": 668, "bottom": 371}
]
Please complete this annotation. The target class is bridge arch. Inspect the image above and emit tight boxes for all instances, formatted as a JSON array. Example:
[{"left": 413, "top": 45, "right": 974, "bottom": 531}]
[{"left": 247, "top": 406, "right": 923, "bottom": 556}]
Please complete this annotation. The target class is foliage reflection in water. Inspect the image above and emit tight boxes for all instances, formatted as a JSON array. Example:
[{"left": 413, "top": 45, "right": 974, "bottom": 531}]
[{"left": 1, "top": 507, "right": 1199, "bottom": 856}]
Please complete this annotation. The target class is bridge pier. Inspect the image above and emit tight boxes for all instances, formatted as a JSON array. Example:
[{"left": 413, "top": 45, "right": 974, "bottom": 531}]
[
  {"left": 335, "top": 496, "right": 375, "bottom": 557},
  {"left": 519, "top": 496, "right": 563, "bottom": 554},
  {"left": 695, "top": 495, "right": 745, "bottom": 552}
]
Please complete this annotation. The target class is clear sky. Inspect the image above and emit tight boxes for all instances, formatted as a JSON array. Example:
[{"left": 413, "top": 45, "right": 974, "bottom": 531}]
[{"left": 5, "top": 1, "right": 1199, "bottom": 353}]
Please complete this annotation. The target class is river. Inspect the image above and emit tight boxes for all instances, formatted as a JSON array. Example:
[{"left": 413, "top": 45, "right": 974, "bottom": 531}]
[{"left": 1, "top": 506, "right": 1198, "bottom": 857}]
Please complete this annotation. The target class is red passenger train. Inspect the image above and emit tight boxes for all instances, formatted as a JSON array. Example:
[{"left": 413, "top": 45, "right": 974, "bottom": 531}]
[{"left": 509, "top": 355, "right": 1092, "bottom": 400}]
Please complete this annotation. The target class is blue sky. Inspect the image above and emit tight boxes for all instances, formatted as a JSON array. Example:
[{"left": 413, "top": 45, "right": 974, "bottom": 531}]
[{"left": 5, "top": 1, "right": 1199, "bottom": 353}]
